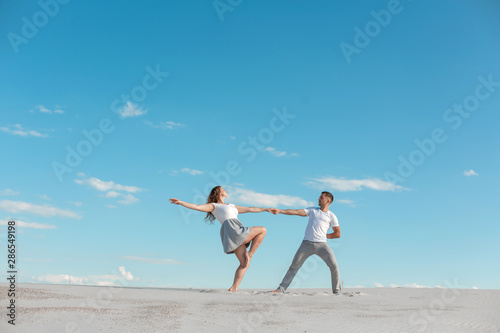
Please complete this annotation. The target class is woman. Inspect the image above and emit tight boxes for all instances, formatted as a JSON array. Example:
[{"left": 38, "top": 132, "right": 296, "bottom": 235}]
[{"left": 169, "top": 186, "right": 271, "bottom": 292}]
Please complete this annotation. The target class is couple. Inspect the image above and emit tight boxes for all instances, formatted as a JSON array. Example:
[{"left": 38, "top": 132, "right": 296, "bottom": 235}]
[{"left": 169, "top": 186, "right": 341, "bottom": 294}]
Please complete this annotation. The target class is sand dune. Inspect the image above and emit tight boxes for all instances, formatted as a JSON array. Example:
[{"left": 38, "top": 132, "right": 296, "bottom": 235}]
[{"left": 1, "top": 283, "right": 499, "bottom": 332}]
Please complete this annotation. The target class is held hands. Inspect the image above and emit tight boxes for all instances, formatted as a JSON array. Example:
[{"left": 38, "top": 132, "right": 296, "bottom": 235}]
[
  {"left": 169, "top": 198, "right": 182, "bottom": 205},
  {"left": 270, "top": 208, "right": 280, "bottom": 215}
]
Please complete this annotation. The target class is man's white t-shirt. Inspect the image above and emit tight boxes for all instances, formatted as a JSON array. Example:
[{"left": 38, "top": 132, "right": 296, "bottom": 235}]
[{"left": 303, "top": 207, "right": 339, "bottom": 242}]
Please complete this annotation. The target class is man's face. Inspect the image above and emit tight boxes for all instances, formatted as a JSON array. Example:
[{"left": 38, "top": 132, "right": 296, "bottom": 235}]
[{"left": 318, "top": 194, "right": 330, "bottom": 206}]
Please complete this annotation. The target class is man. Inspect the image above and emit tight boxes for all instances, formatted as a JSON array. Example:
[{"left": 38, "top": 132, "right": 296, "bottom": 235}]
[{"left": 271, "top": 191, "right": 341, "bottom": 294}]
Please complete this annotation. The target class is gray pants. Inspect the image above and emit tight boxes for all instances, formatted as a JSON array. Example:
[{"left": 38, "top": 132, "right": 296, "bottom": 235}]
[{"left": 277, "top": 240, "right": 340, "bottom": 293}]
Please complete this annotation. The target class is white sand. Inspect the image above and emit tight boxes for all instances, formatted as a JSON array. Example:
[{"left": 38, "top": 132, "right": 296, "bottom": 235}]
[{"left": 1, "top": 283, "right": 499, "bottom": 332}]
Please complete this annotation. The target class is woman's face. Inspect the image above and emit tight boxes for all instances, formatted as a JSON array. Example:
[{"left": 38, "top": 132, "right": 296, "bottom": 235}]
[{"left": 219, "top": 187, "right": 228, "bottom": 198}]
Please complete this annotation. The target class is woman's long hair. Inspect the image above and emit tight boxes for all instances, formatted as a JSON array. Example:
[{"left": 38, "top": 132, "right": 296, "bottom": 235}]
[{"left": 205, "top": 185, "right": 223, "bottom": 224}]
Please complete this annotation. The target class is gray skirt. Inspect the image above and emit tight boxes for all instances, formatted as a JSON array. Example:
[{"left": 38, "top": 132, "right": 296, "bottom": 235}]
[{"left": 220, "top": 218, "right": 252, "bottom": 254}]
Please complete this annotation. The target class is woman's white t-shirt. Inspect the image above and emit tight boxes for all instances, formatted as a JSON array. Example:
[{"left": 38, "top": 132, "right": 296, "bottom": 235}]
[
  {"left": 211, "top": 203, "right": 238, "bottom": 223},
  {"left": 303, "top": 207, "right": 339, "bottom": 242}
]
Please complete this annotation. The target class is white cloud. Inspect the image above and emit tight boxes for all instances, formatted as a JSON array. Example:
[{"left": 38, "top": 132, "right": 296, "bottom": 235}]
[
  {"left": 226, "top": 187, "right": 314, "bottom": 207},
  {"left": 36, "top": 105, "right": 51, "bottom": 113},
  {"left": 32, "top": 105, "right": 64, "bottom": 114},
  {"left": 144, "top": 120, "right": 183, "bottom": 130},
  {"left": 180, "top": 168, "right": 204, "bottom": 175},
  {"left": 90, "top": 274, "right": 122, "bottom": 280},
  {"left": 34, "top": 273, "right": 124, "bottom": 286},
  {"left": 75, "top": 175, "right": 144, "bottom": 205},
  {"left": 0, "top": 200, "right": 81, "bottom": 219},
  {"left": 0, "top": 219, "right": 57, "bottom": 229},
  {"left": 35, "top": 274, "right": 88, "bottom": 285},
  {"left": 123, "top": 256, "right": 184, "bottom": 265},
  {"left": 118, "top": 194, "right": 139, "bottom": 205},
  {"left": 40, "top": 194, "right": 52, "bottom": 200},
  {"left": 264, "top": 146, "right": 298, "bottom": 158},
  {"left": 117, "top": 101, "right": 147, "bottom": 118},
  {"left": 75, "top": 175, "right": 144, "bottom": 193},
  {"left": 464, "top": 169, "right": 478, "bottom": 176},
  {"left": 68, "top": 201, "right": 83, "bottom": 207},
  {"left": 106, "top": 205, "right": 117, "bottom": 209},
  {"left": 306, "top": 176, "right": 404, "bottom": 192},
  {"left": 0, "top": 124, "right": 48, "bottom": 137},
  {"left": 337, "top": 199, "right": 355, "bottom": 206},
  {"left": 95, "top": 281, "right": 119, "bottom": 286},
  {"left": 170, "top": 168, "right": 204, "bottom": 176},
  {"left": 104, "top": 191, "right": 121, "bottom": 198},
  {"left": 0, "top": 189, "right": 19, "bottom": 196},
  {"left": 402, "top": 283, "right": 429, "bottom": 288},
  {"left": 33, "top": 266, "right": 140, "bottom": 286},
  {"left": 374, "top": 282, "right": 384, "bottom": 288},
  {"left": 119, "top": 266, "right": 135, "bottom": 281}
]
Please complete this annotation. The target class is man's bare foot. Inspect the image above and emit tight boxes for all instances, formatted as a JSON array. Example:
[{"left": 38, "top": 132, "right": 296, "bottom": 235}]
[{"left": 229, "top": 287, "right": 237, "bottom": 292}]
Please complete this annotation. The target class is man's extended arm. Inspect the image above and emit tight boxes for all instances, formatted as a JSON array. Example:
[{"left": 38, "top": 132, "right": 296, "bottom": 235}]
[
  {"left": 236, "top": 205, "right": 272, "bottom": 214},
  {"left": 271, "top": 208, "right": 307, "bottom": 217},
  {"left": 326, "top": 226, "right": 341, "bottom": 239}
]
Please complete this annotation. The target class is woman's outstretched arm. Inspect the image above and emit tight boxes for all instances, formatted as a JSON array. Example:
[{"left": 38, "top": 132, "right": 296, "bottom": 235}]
[
  {"left": 269, "top": 208, "right": 306, "bottom": 216},
  {"left": 235, "top": 205, "right": 272, "bottom": 214},
  {"left": 169, "top": 198, "right": 214, "bottom": 212}
]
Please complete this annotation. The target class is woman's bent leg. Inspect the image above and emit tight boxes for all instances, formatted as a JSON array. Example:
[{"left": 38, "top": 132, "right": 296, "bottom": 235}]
[
  {"left": 243, "top": 226, "right": 267, "bottom": 259},
  {"left": 229, "top": 244, "right": 250, "bottom": 292}
]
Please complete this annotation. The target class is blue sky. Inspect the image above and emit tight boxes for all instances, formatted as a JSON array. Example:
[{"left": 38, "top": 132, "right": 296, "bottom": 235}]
[{"left": 1, "top": 0, "right": 499, "bottom": 290}]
